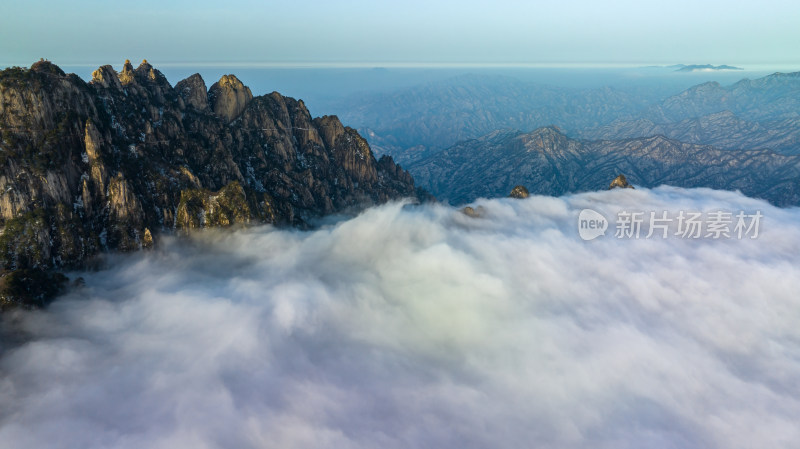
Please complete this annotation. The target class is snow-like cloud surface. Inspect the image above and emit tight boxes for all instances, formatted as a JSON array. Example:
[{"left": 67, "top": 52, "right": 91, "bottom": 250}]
[{"left": 1, "top": 186, "right": 799, "bottom": 449}]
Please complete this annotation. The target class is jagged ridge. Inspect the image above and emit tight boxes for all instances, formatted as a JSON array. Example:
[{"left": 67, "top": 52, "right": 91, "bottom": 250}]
[{"left": 0, "top": 59, "right": 421, "bottom": 305}]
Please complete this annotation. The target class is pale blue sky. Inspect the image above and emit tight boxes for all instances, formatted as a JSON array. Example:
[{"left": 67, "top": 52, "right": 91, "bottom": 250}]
[{"left": 1, "top": 0, "right": 798, "bottom": 66}]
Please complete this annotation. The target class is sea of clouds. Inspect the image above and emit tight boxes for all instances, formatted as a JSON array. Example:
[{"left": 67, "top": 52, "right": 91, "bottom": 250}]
[{"left": 1, "top": 186, "right": 799, "bottom": 449}]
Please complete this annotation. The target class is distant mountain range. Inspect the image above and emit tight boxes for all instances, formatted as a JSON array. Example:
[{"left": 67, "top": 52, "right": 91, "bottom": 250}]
[
  {"left": 578, "top": 111, "right": 800, "bottom": 155},
  {"left": 645, "top": 73, "right": 800, "bottom": 123},
  {"left": 333, "top": 71, "right": 800, "bottom": 163},
  {"left": 334, "top": 75, "right": 655, "bottom": 164},
  {"left": 408, "top": 127, "right": 800, "bottom": 206},
  {"left": 579, "top": 73, "right": 800, "bottom": 154},
  {"left": 675, "top": 64, "right": 743, "bottom": 72}
]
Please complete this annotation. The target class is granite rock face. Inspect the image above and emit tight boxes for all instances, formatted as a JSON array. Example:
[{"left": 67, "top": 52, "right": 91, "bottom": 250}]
[
  {"left": 0, "top": 60, "right": 421, "bottom": 306},
  {"left": 208, "top": 74, "right": 252, "bottom": 123},
  {"left": 175, "top": 73, "right": 208, "bottom": 111}
]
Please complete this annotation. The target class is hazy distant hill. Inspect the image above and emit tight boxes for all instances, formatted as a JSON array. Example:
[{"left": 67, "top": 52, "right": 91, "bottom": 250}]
[
  {"left": 407, "top": 127, "right": 800, "bottom": 206},
  {"left": 676, "top": 64, "right": 743, "bottom": 72},
  {"left": 332, "top": 74, "right": 655, "bottom": 163},
  {"left": 579, "top": 111, "right": 800, "bottom": 155},
  {"left": 645, "top": 72, "right": 800, "bottom": 123},
  {"left": 580, "top": 72, "right": 800, "bottom": 154},
  {"left": 334, "top": 71, "right": 800, "bottom": 164}
]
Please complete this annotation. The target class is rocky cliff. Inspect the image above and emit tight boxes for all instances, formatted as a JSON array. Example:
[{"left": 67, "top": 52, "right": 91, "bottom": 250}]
[{"left": 0, "top": 59, "right": 420, "bottom": 307}]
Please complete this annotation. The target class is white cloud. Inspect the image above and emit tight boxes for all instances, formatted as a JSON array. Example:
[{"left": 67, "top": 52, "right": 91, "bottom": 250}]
[{"left": 1, "top": 186, "right": 799, "bottom": 449}]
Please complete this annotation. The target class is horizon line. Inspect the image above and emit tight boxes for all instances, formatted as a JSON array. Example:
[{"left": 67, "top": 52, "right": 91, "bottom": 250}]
[{"left": 3, "top": 60, "right": 800, "bottom": 71}]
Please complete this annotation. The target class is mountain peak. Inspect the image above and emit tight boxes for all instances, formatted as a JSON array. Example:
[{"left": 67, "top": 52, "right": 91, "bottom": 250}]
[
  {"left": 676, "top": 64, "right": 743, "bottom": 72},
  {"left": 119, "top": 59, "right": 135, "bottom": 84},
  {"left": 536, "top": 125, "right": 564, "bottom": 135},
  {"left": 30, "top": 59, "right": 64, "bottom": 76},
  {"left": 519, "top": 126, "right": 570, "bottom": 150},
  {"left": 175, "top": 73, "right": 208, "bottom": 111},
  {"left": 136, "top": 59, "right": 152, "bottom": 73},
  {"left": 208, "top": 74, "right": 253, "bottom": 123},
  {"left": 90, "top": 65, "right": 122, "bottom": 89},
  {"left": 688, "top": 81, "right": 722, "bottom": 91}
]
